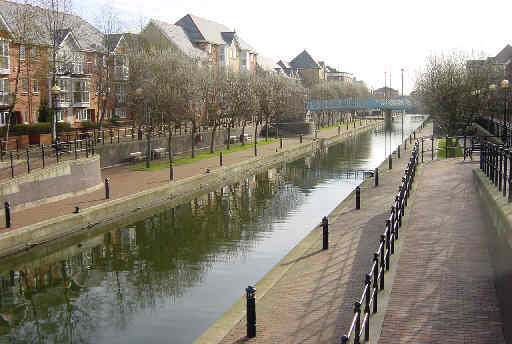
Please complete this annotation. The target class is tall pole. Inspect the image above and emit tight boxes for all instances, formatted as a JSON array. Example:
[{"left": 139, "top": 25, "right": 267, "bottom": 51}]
[{"left": 401, "top": 68, "right": 404, "bottom": 143}]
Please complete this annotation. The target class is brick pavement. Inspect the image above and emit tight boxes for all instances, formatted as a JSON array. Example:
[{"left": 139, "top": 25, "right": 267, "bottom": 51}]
[
  {"left": 378, "top": 158, "right": 505, "bottom": 344},
  {"left": 216, "top": 123, "right": 431, "bottom": 344},
  {"left": 0, "top": 121, "right": 373, "bottom": 231}
]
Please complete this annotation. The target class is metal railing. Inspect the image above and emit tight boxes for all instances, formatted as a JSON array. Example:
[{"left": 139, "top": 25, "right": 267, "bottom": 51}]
[
  {"left": 340, "top": 141, "right": 419, "bottom": 344},
  {"left": 0, "top": 138, "right": 96, "bottom": 180},
  {"left": 480, "top": 141, "right": 512, "bottom": 202}
]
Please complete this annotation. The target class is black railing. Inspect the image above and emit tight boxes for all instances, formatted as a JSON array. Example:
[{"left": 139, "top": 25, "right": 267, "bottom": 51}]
[
  {"left": 0, "top": 138, "right": 96, "bottom": 180},
  {"left": 340, "top": 141, "right": 419, "bottom": 344},
  {"left": 480, "top": 141, "right": 512, "bottom": 202}
]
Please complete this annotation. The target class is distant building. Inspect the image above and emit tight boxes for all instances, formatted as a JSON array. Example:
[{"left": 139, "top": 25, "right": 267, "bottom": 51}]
[
  {"left": 466, "top": 44, "right": 512, "bottom": 82},
  {"left": 373, "top": 87, "right": 399, "bottom": 98}
]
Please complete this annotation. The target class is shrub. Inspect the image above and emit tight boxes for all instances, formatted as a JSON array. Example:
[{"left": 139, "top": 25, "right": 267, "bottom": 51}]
[
  {"left": 38, "top": 99, "right": 51, "bottom": 123},
  {"left": 27, "top": 122, "right": 50, "bottom": 134},
  {"left": 10, "top": 124, "right": 28, "bottom": 136}
]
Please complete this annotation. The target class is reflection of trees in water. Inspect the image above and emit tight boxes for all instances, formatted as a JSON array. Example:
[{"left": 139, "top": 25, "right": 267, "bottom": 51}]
[{"left": 0, "top": 167, "right": 310, "bottom": 343}]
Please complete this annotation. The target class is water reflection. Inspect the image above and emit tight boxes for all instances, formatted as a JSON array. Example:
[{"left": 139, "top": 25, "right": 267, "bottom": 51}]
[{"left": 0, "top": 115, "right": 426, "bottom": 344}]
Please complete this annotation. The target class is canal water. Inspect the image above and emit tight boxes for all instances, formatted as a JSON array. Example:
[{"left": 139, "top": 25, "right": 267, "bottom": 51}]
[{"left": 0, "top": 115, "right": 426, "bottom": 344}]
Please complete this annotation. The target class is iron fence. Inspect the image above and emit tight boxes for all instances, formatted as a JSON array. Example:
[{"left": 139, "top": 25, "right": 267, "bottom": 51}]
[
  {"left": 480, "top": 141, "right": 512, "bottom": 202},
  {"left": 340, "top": 141, "right": 419, "bottom": 344}
]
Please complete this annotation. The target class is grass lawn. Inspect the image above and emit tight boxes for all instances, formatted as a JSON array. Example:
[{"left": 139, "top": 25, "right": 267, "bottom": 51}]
[
  {"left": 132, "top": 138, "right": 280, "bottom": 171},
  {"left": 319, "top": 120, "right": 362, "bottom": 131},
  {"left": 437, "top": 138, "right": 463, "bottom": 159}
]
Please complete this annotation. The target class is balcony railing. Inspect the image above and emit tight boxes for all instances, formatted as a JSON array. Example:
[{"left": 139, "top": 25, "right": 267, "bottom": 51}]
[
  {"left": 114, "top": 66, "right": 129, "bottom": 80},
  {"left": 0, "top": 56, "right": 8, "bottom": 74},
  {"left": 56, "top": 62, "right": 92, "bottom": 76},
  {"left": 0, "top": 93, "right": 8, "bottom": 106}
]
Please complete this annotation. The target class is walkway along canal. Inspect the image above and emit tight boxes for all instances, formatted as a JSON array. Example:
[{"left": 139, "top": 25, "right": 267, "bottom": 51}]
[{"left": 0, "top": 116, "right": 426, "bottom": 344}]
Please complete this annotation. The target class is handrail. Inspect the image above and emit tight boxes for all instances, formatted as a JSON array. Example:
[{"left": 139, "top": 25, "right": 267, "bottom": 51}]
[{"left": 341, "top": 140, "right": 420, "bottom": 344}]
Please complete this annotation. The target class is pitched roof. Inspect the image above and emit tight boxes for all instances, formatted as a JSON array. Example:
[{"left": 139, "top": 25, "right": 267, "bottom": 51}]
[
  {"left": 148, "top": 19, "right": 207, "bottom": 59},
  {"left": 277, "top": 60, "right": 291, "bottom": 69},
  {"left": 176, "top": 14, "right": 255, "bottom": 52},
  {"left": 495, "top": 44, "right": 512, "bottom": 64},
  {"left": 106, "top": 33, "right": 123, "bottom": 53},
  {"left": 0, "top": 0, "right": 105, "bottom": 52},
  {"left": 289, "top": 50, "right": 320, "bottom": 69}
]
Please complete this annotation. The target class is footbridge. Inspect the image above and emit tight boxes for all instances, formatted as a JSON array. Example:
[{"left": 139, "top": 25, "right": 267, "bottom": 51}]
[{"left": 306, "top": 97, "right": 415, "bottom": 111}]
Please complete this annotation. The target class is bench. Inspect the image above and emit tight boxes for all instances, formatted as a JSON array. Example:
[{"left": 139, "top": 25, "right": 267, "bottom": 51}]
[
  {"left": 128, "top": 151, "right": 144, "bottom": 163},
  {"left": 152, "top": 147, "right": 167, "bottom": 160}
]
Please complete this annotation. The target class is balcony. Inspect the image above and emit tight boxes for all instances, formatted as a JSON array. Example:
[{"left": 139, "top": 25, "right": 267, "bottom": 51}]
[
  {"left": 0, "top": 93, "right": 8, "bottom": 106},
  {"left": 56, "top": 61, "right": 92, "bottom": 76},
  {"left": 114, "top": 65, "right": 129, "bottom": 81},
  {"left": 0, "top": 56, "right": 9, "bottom": 75}
]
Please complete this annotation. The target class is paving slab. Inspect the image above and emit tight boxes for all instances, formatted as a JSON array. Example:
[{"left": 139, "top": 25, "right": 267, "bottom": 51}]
[{"left": 378, "top": 158, "right": 505, "bottom": 344}]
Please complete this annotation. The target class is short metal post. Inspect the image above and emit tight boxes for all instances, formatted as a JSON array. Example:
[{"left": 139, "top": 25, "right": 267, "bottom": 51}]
[
  {"left": 421, "top": 138, "right": 424, "bottom": 163},
  {"left": 431, "top": 136, "right": 434, "bottom": 160},
  {"left": 375, "top": 167, "right": 379, "bottom": 187},
  {"left": 117, "top": 129, "right": 120, "bottom": 144},
  {"left": 388, "top": 154, "right": 392, "bottom": 169},
  {"left": 10, "top": 152, "right": 14, "bottom": 178},
  {"left": 26, "top": 149, "right": 30, "bottom": 174},
  {"left": 322, "top": 216, "right": 328, "bottom": 250},
  {"left": 220, "top": 151, "right": 223, "bottom": 166},
  {"left": 102, "top": 130, "right": 105, "bottom": 145},
  {"left": 364, "top": 274, "right": 371, "bottom": 341},
  {"left": 398, "top": 144, "right": 400, "bottom": 159},
  {"left": 246, "top": 286, "right": 256, "bottom": 338},
  {"left": 280, "top": 137, "right": 283, "bottom": 149},
  {"left": 170, "top": 163, "right": 174, "bottom": 181},
  {"left": 105, "top": 177, "right": 110, "bottom": 199},
  {"left": 42, "top": 145, "right": 45, "bottom": 168},
  {"left": 110, "top": 129, "right": 113, "bottom": 144},
  {"left": 338, "top": 126, "right": 340, "bottom": 135},
  {"left": 299, "top": 134, "right": 303, "bottom": 144},
  {"left": 504, "top": 149, "right": 508, "bottom": 197},
  {"left": 404, "top": 139, "right": 407, "bottom": 151},
  {"left": 464, "top": 136, "right": 467, "bottom": 160},
  {"left": 4, "top": 201, "right": 10, "bottom": 228},
  {"left": 356, "top": 186, "right": 360, "bottom": 209}
]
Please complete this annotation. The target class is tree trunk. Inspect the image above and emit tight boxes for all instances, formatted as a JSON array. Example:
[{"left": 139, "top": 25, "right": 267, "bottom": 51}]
[
  {"left": 227, "top": 125, "right": 231, "bottom": 150},
  {"left": 191, "top": 120, "right": 196, "bottom": 158},
  {"left": 265, "top": 117, "right": 269, "bottom": 141},
  {"left": 241, "top": 121, "right": 246, "bottom": 145},
  {"left": 210, "top": 121, "right": 218, "bottom": 154},
  {"left": 254, "top": 121, "right": 258, "bottom": 156},
  {"left": 167, "top": 123, "right": 173, "bottom": 165}
]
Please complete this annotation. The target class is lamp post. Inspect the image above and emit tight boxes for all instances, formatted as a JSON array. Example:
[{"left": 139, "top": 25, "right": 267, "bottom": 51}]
[
  {"left": 501, "top": 79, "right": 510, "bottom": 146},
  {"left": 136, "top": 87, "right": 151, "bottom": 168},
  {"left": 488, "top": 84, "right": 496, "bottom": 134},
  {"left": 401, "top": 68, "right": 404, "bottom": 143},
  {"left": 50, "top": 85, "right": 61, "bottom": 143}
]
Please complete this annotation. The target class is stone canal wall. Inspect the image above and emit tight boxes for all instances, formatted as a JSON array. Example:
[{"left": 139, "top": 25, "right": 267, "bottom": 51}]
[
  {"left": 0, "top": 156, "right": 102, "bottom": 214},
  {"left": 0, "top": 121, "right": 382, "bottom": 256}
]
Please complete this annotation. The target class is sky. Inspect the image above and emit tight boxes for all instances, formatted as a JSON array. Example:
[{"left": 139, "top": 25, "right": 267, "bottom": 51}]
[{"left": 80, "top": 0, "right": 512, "bottom": 95}]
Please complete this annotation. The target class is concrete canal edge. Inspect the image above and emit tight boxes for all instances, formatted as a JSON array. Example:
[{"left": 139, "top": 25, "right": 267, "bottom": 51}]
[
  {"left": 193, "top": 133, "right": 423, "bottom": 344},
  {"left": 0, "top": 122, "right": 382, "bottom": 258}
]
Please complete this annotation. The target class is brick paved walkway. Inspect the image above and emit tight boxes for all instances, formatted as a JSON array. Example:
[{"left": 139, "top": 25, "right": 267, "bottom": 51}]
[
  {"left": 378, "top": 158, "right": 505, "bottom": 344},
  {"left": 0, "top": 122, "right": 372, "bottom": 231},
  {"left": 216, "top": 124, "right": 432, "bottom": 344}
]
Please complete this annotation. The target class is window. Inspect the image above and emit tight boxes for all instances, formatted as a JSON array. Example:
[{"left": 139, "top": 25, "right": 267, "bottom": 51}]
[
  {"left": 24, "top": 111, "right": 28, "bottom": 123},
  {"left": 19, "top": 44, "right": 25, "bottom": 60},
  {"left": 0, "top": 39, "right": 9, "bottom": 70},
  {"left": 77, "top": 109, "right": 89, "bottom": 121},
  {"left": 56, "top": 110, "right": 63, "bottom": 122},
  {"left": 115, "top": 108, "right": 126, "bottom": 118},
  {"left": 32, "top": 79, "right": 38, "bottom": 94},
  {"left": 56, "top": 78, "right": 71, "bottom": 103},
  {"left": 31, "top": 46, "right": 38, "bottom": 60},
  {"left": 0, "top": 112, "right": 7, "bottom": 126},
  {"left": 114, "top": 83, "right": 126, "bottom": 104},
  {"left": 21, "top": 79, "right": 28, "bottom": 93},
  {"left": 0, "top": 78, "right": 8, "bottom": 104},
  {"left": 33, "top": 110, "right": 37, "bottom": 122},
  {"left": 73, "top": 79, "right": 89, "bottom": 104}
]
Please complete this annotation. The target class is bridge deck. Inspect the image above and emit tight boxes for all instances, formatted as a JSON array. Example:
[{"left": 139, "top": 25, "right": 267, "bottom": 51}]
[{"left": 378, "top": 158, "right": 505, "bottom": 344}]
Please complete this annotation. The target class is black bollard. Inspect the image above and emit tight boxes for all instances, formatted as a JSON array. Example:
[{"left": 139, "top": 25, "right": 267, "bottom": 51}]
[
  {"left": 280, "top": 137, "right": 283, "bottom": 149},
  {"left": 389, "top": 154, "right": 392, "bottom": 169},
  {"left": 9, "top": 152, "right": 13, "bottom": 178},
  {"left": 404, "top": 140, "right": 407, "bottom": 151},
  {"left": 322, "top": 216, "right": 328, "bottom": 250},
  {"left": 26, "top": 149, "right": 30, "bottom": 174},
  {"left": 105, "top": 177, "right": 110, "bottom": 199},
  {"left": 220, "top": 152, "right": 223, "bottom": 166},
  {"left": 398, "top": 145, "right": 400, "bottom": 159},
  {"left": 74, "top": 205, "right": 80, "bottom": 213},
  {"left": 170, "top": 163, "right": 174, "bottom": 181},
  {"left": 356, "top": 186, "right": 361, "bottom": 209},
  {"left": 375, "top": 167, "right": 379, "bottom": 187},
  {"left": 246, "top": 286, "right": 256, "bottom": 338},
  {"left": 299, "top": 134, "right": 303, "bottom": 144},
  {"left": 338, "top": 126, "right": 340, "bottom": 135},
  {"left": 4, "top": 201, "right": 10, "bottom": 228}
]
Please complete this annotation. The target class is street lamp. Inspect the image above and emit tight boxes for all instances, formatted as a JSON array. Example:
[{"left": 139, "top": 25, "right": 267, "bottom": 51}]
[
  {"left": 51, "top": 84, "right": 61, "bottom": 143},
  {"left": 401, "top": 68, "right": 404, "bottom": 143},
  {"left": 136, "top": 87, "right": 151, "bottom": 168},
  {"left": 501, "top": 79, "right": 510, "bottom": 146},
  {"left": 489, "top": 84, "right": 496, "bottom": 133}
]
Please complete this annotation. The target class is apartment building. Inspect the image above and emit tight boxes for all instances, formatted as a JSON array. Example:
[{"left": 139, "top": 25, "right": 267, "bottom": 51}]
[
  {"left": 142, "top": 14, "right": 258, "bottom": 72},
  {"left": 0, "top": 0, "right": 131, "bottom": 128}
]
